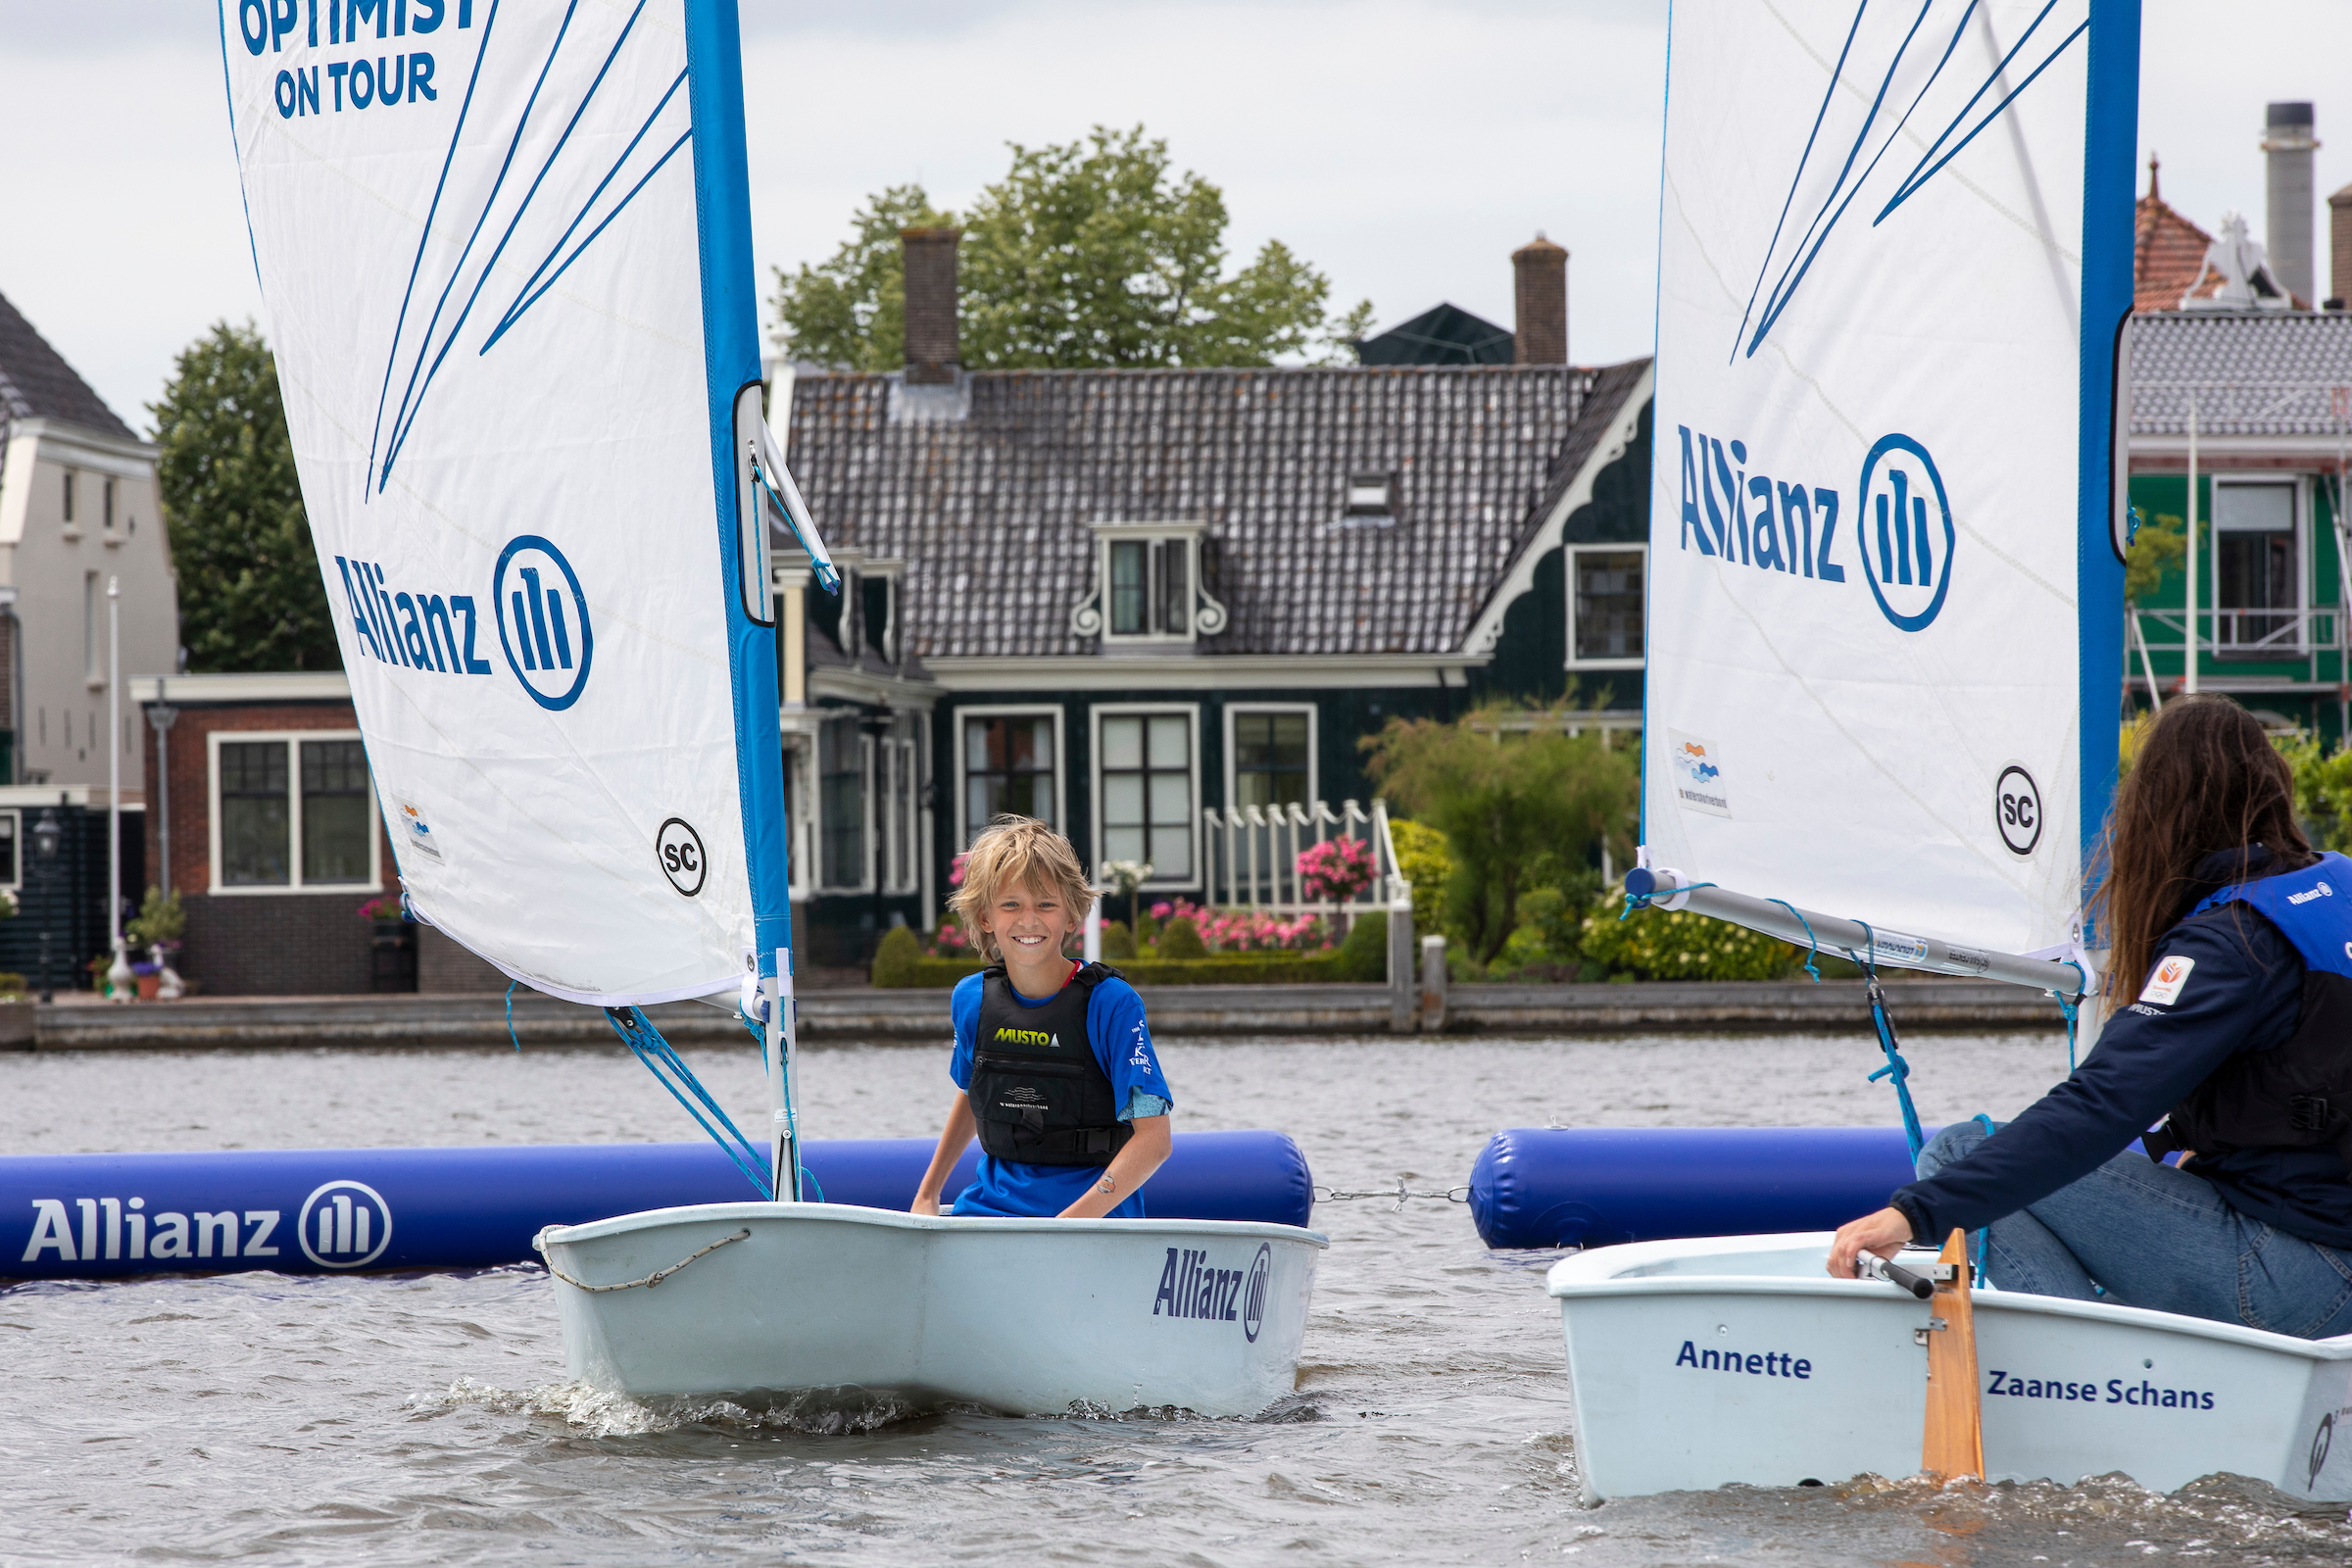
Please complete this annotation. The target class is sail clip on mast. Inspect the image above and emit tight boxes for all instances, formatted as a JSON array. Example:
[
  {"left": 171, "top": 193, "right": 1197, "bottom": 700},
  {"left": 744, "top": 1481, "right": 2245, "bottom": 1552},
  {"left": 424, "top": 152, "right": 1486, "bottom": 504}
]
[{"left": 1622, "top": 866, "right": 2088, "bottom": 998}]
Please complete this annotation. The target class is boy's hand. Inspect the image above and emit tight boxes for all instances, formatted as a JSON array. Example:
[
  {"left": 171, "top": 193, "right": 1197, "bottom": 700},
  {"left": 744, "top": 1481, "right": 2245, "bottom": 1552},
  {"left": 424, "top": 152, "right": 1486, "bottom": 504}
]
[{"left": 908, "top": 1192, "right": 942, "bottom": 1217}]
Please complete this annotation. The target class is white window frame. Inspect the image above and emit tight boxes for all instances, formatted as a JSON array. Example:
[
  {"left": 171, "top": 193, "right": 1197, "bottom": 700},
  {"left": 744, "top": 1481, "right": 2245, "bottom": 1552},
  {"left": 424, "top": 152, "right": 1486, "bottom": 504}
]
[
  {"left": 814, "top": 712, "right": 875, "bottom": 895},
  {"left": 783, "top": 732, "right": 815, "bottom": 903},
  {"left": 955, "top": 704, "right": 1066, "bottom": 851},
  {"left": 1091, "top": 702, "right": 1201, "bottom": 890},
  {"left": 0, "top": 808, "right": 19, "bottom": 893},
  {"left": 206, "top": 730, "right": 383, "bottom": 896},
  {"left": 2209, "top": 477, "right": 2308, "bottom": 655},
  {"left": 1565, "top": 542, "right": 1649, "bottom": 670},
  {"left": 882, "top": 728, "right": 922, "bottom": 896},
  {"left": 1222, "top": 703, "right": 1318, "bottom": 813},
  {"left": 1079, "top": 522, "right": 1222, "bottom": 647}
]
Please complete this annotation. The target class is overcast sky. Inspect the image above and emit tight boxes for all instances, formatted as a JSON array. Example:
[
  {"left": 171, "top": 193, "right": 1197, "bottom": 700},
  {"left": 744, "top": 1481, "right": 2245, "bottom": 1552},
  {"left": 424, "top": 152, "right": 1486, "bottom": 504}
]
[{"left": 2, "top": 0, "right": 2346, "bottom": 434}]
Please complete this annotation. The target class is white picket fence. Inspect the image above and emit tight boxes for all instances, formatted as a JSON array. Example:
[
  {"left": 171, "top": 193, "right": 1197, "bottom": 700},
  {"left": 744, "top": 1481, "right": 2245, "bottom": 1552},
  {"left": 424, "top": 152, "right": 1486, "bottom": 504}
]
[{"left": 1199, "top": 798, "right": 1411, "bottom": 915}]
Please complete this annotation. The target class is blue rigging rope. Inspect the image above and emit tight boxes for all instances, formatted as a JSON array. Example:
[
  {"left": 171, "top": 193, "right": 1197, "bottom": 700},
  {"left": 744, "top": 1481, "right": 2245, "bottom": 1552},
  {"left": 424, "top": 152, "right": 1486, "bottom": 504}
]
[
  {"left": 1850, "top": 920, "right": 1927, "bottom": 1161},
  {"left": 2051, "top": 960, "right": 2087, "bottom": 1071},
  {"left": 608, "top": 1005, "right": 773, "bottom": 1200},
  {"left": 1770, "top": 898, "right": 1823, "bottom": 984}
]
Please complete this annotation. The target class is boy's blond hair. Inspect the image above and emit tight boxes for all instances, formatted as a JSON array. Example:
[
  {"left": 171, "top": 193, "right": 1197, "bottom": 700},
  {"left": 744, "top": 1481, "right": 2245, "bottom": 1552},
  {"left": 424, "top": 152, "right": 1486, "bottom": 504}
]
[{"left": 948, "top": 816, "right": 1097, "bottom": 961}]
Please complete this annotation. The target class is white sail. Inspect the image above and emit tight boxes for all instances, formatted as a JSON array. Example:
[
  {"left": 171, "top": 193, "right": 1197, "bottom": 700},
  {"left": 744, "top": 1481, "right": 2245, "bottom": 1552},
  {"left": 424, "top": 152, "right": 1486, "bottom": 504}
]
[
  {"left": 1643, "top": 0, "right": 2132, "bottom": 959},
  {"left": 219, "top": 0, "right": 803, "bottom": 1005}
]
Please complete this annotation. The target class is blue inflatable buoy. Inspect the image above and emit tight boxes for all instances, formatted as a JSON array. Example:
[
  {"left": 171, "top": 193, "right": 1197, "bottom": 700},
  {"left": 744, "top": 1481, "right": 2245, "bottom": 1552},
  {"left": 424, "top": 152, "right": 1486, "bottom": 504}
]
[
  {"left": 0, "top": 1129, "right": 1313, "bottom": 1281},
  {"left": 1468, "top": 1126, "right": 1932, "bottom": 1250}
]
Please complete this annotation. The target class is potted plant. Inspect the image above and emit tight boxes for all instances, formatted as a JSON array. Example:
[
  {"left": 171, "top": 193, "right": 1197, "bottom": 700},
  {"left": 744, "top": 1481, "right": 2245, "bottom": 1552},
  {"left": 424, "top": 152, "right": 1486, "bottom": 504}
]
[{"left": 125, "top": 887, "right": 187, "bottom": 1001}]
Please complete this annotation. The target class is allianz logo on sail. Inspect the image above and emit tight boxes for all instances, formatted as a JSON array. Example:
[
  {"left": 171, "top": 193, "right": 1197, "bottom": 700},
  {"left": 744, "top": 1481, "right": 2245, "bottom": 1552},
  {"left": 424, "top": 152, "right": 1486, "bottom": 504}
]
[
  {"left": 1675, "top": 425, "right": 1956, "bottom": 633},
  {"left": 17, "top": 1181, "right": 392, "bottom": 1270},
  {"left": 332, "top": 536, "right": 594, "bottom": 711}
]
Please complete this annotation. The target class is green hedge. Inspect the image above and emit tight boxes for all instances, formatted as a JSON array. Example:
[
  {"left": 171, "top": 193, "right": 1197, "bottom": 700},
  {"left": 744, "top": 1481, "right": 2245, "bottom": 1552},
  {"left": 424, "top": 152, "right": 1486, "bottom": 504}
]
[{"left": 871, "top": 950, "right": 1350, "bottom": 988}]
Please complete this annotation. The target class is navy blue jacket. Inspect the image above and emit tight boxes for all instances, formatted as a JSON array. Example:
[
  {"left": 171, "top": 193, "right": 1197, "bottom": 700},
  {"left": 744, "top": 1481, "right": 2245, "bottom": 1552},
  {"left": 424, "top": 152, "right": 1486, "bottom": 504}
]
[{"left": 1891, "top": 846, "right": 2352, "bottom": 1250}]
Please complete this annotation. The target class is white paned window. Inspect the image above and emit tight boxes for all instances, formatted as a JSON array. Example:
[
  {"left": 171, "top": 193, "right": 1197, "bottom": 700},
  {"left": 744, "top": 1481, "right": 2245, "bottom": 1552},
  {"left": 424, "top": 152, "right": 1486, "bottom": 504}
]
[
  {"left": 1097, "top": 707, "right": 1197, "bottom": 883},
  {"left": 961, "top": 710, "right": 1059, "bottom": 842},
  {"left": 1228, "top": 707, "right": 1314, "bottom": 810},
  {"left": 208, "top": 733, "right": 381, "bottom": 894},
  {"left": 2212, "top": 481, "right": 2303, "bottom": 654},
  {"left": 0, "top": 810, "right": 18, "bottom": 891}
]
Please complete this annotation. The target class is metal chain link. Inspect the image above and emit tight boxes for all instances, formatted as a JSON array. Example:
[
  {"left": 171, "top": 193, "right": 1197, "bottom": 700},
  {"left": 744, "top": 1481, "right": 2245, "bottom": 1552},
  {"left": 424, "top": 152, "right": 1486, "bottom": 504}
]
[
  {"left": 539, "top": 1227, "right": 751, "bottom": 1293},
  {"left": 1314, "top": 1178, "right": 1472, "bottom": 1212}
]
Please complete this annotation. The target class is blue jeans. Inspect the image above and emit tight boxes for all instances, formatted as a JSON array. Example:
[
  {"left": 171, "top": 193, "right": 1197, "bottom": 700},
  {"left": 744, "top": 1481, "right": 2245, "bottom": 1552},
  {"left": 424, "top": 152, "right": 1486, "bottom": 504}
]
[{"left": 1917, "top": 1122, "right": 2352, "bottom": 1340}]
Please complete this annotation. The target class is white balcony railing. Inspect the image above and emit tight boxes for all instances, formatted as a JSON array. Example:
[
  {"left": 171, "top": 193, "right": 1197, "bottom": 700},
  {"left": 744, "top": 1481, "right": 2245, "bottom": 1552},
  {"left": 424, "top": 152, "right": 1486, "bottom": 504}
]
[{"left": 1200, "top": 798, "right": 1411, "bottom": 917}]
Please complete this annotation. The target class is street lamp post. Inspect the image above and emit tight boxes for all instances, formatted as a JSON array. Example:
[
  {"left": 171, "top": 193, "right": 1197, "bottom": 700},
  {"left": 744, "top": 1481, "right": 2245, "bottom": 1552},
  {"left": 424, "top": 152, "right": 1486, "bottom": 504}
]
[
  {"left": 31, "top": 807, "right": 60, "bottom": 1005},
  {"left": 105, "top": 577, "right": 130, "bottom": 1003}
]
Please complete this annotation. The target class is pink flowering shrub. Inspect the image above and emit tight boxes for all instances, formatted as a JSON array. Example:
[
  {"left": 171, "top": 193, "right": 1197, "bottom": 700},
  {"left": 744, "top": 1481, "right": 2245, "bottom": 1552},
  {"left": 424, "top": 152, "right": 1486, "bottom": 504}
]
[
  {"left": 357, "top": 894, "right": 405, "bottom": 922},
  {"left": 947, "top": 852, "right": 969, "bottom": 889},
  {"left": 929, "top": 921, "right": 972, "bottom": 956},
  {"left": 1147, "top": 899, "right": 1332, "bottom": 954},
  {"left": 1297, "top": 836, "right": 1377, "bottom": 902}
]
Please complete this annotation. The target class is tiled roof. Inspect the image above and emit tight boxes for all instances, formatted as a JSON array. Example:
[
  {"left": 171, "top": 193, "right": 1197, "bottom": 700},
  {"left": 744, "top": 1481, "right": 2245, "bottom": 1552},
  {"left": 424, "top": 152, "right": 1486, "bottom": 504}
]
[
  {"left": 0, "top": 289, "right": 134, "bottom": 443},
  {"left": 2130, "top": 311, "right": 2352, "bottom": 437},
  {"left": 782, "top": 362, "right": 1644, "bottom": 660},
  {"left": 2134, "top": 191, "right": 2216, "bottom": 314}
]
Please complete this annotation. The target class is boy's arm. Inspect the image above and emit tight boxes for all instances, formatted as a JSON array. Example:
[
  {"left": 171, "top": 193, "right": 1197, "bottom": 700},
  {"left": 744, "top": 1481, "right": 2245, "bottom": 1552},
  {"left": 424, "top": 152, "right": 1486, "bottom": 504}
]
[
  {"left": 909, "top": 1094, "right": 977, "bottom": 1216},
  {"left": 1056, "top": 1114, "right": 1171, "bottom": 1219}
]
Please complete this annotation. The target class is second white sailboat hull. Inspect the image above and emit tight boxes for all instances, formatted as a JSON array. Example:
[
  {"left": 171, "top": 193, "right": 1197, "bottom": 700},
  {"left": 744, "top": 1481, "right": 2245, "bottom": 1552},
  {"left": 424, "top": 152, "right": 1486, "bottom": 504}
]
[
  {"left": 1549, "top": 1234, "right": 2352, "bottom": 1502},
  {"left": 538, "top": 1203, "right": 1324, "bottom": 1418}
]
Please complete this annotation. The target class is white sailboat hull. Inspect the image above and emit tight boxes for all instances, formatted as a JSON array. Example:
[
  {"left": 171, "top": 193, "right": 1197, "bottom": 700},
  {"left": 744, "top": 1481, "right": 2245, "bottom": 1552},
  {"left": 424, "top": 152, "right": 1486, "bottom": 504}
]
[
  {"left": 538, "top": 1203, "right": 1326, "bottom": 1417},
  {"left": 1548, "top": 1234, "right": 2352, "bottom": 1502}
]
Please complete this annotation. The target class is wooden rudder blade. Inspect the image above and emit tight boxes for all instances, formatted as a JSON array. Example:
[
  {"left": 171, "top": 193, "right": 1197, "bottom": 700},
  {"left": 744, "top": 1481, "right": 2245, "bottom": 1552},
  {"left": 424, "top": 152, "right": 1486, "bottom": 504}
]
[{"left": 1921, "top": 1228, "right": 1984, "bottom": 1481}]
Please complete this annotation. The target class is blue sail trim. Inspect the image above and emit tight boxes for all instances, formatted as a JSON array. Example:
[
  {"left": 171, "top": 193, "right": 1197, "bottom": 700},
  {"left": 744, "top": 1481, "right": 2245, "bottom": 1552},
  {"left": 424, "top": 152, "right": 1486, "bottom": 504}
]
[
  {"left": 2077, "top": 0, "right": 2138, "bottom": 912},
  {"left": 608, "top": 1007, "right": 770, "bottom": 1199},
  {"left": 684, "top": 0, "right": 793, "bottom": 982}
]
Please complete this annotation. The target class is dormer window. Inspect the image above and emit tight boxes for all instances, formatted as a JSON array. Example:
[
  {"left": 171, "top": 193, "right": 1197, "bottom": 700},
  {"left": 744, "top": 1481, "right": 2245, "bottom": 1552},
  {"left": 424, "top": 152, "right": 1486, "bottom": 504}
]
[
  {"left": 1345, "top": 472, "right": 1395, "bottom": 515},
  {"left": 1109, "top": 538, "right": 1188, "bottom": 636},
  {"left": 861, "top": 570, "right": 898, "bottom": 662},
  {"left": 1073, "top": 523, "right": 1227, "bottom": 646}
]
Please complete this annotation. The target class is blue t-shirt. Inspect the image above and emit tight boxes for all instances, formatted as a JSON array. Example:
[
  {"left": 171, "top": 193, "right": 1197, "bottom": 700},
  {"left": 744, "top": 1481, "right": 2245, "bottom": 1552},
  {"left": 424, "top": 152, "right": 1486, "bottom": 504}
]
[{"left": 947, "top": 966, "right": 1174, "bottom": 1219}]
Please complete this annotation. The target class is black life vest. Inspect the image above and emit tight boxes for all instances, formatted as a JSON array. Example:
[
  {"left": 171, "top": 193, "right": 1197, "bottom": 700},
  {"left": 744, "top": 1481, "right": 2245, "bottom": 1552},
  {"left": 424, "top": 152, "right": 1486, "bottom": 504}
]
[
  {"left": 967, "top": 961, "right": 1133, "bottom": 1167},
  {"left": 2144, "top": 851, "right": 2352, "bottom": 1166}
]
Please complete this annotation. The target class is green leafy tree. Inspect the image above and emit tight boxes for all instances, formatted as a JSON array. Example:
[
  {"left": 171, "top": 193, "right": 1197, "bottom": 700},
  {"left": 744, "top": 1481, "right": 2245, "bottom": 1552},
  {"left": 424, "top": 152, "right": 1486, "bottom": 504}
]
[
  {"left": 1364, "top": 708, "right": 1638, "bottom": 965},
  {"left": 2276, "top": 731, "right": 2352, "bottom": 852},
  {"left": 771, "top": 126, "right": 1371, "bottom": 371},
  {"left": 2127, "top": 510, "right": 2185, "bottom": 603},
  {"left": 150, "top": 321, "right": 339, "bottom": 672}
]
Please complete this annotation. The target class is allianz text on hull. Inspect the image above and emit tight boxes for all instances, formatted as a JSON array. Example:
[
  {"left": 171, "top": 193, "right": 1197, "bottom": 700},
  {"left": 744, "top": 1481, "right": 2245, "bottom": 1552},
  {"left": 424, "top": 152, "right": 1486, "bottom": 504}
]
[
  {"left": 539, "top": 1206, "right": 1325, "bottom": 1416},
  {"left": 1549, "top": 1236, "right": 2352, "bottom": 1501}
]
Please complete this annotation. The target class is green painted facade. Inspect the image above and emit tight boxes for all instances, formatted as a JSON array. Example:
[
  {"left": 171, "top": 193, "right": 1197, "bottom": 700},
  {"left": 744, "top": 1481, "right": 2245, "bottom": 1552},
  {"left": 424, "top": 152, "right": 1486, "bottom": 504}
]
[{"left": 2123, "top": 469, "right": 2349, "bottom": 741}]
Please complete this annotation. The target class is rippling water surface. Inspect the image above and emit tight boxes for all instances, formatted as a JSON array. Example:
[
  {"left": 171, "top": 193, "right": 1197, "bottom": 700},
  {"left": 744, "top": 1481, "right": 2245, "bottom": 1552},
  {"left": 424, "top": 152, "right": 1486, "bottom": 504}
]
[{"left": 6, "top": 1027, "right": 2350, "bottom": 1565}]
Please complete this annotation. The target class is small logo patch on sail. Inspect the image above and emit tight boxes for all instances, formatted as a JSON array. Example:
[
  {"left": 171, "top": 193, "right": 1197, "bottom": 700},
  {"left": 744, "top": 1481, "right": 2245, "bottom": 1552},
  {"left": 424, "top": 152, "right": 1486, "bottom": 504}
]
[{"left": 1669, "top": 729, "right": 1731, "bottom": 818}]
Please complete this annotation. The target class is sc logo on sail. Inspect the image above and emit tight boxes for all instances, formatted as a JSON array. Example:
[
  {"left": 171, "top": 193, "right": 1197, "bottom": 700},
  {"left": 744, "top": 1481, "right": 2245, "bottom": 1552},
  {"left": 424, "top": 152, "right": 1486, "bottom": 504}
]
[{"left": 494, "top": 536, "right": 594, "bottom": 710}]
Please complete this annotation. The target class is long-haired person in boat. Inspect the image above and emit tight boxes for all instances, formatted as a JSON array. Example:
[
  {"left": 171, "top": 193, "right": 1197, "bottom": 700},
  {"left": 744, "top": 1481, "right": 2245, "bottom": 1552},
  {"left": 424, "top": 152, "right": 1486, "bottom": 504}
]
[
  {"left": 909, "top": 817, "right": 1175, "bottom": 1219},
  {"left": 1830, "top": 697, "right": 2352, "bottom": 1336}
]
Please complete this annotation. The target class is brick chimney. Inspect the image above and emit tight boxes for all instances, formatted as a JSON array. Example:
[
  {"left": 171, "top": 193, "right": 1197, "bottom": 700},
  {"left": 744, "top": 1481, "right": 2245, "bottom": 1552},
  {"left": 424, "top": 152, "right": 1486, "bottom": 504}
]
[
  {"left": 901, "top": 227, "right": 961, "bottom": 384},
  {"left": 1512, "top": 232, "right": 1569, "bottom": 366},
  {"left": 2329, "top": 183, "right": 2352, "bottom": 309}
]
